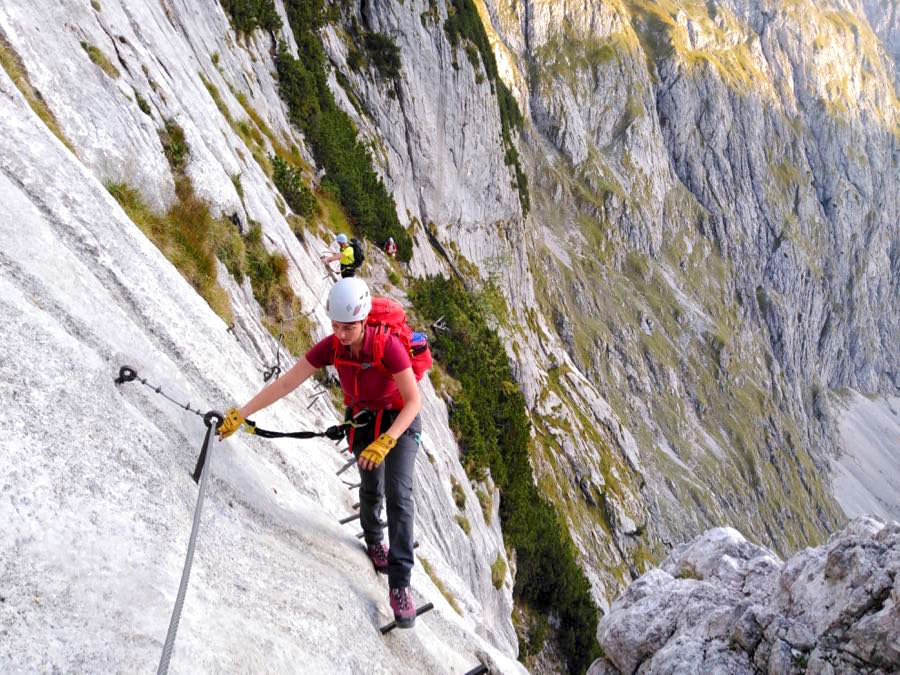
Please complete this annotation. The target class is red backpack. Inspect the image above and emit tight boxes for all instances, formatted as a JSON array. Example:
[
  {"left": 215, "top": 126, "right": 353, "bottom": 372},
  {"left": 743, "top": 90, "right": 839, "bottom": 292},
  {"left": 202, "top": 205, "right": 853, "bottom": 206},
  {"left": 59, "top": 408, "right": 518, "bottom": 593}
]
[{"left": 332, "top": 297, "right": 432, "bottom": 408}]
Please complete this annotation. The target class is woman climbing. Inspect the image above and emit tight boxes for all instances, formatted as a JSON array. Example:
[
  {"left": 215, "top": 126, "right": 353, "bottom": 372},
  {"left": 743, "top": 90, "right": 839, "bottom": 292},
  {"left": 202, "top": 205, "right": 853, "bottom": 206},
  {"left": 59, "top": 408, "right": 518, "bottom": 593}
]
[{"left": 217, "top": 277, "right": 422, "bottom": 628}]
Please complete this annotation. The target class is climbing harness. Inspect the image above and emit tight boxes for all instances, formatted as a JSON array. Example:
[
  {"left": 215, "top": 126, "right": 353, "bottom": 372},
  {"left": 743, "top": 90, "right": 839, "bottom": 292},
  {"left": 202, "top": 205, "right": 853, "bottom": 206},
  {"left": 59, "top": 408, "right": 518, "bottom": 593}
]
[{"left": 113, "top": 366, "right": 223, "bottom": 674}]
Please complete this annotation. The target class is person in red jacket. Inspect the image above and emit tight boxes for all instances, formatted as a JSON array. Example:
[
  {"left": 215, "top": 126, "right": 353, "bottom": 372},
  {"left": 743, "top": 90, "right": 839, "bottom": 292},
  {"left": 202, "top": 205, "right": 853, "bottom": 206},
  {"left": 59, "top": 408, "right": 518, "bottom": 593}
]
[{"left": 218, "top": 278, "right": 422, "bottom": 628}]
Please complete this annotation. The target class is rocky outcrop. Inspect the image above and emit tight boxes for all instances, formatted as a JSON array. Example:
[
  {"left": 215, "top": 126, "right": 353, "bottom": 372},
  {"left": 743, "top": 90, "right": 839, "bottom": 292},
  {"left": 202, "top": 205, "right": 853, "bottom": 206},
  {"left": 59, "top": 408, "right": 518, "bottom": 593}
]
[{"left": 588, "top": 516, "right": 900, "bottom": 674}]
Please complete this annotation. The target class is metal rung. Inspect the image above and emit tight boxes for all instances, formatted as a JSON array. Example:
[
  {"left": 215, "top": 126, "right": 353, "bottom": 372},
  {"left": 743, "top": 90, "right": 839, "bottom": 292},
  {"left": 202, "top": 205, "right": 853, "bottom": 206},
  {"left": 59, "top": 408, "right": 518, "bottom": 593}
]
[
  {"left": 355, "top": 521, "right": 389, "bottom": 539},
  {"left": 339, "top": 513, "right": 361, "bottom": 525},
  {"left": 336, "top": 457, "right": 356, "bottom": 476},
  {"left": 380, "top": 602, "right": 434, "bottom": 635}
]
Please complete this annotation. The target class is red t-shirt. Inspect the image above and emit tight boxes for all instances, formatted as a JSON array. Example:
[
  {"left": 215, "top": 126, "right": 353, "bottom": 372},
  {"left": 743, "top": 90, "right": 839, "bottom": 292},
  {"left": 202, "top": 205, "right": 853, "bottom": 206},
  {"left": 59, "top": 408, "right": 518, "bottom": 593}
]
[{"left": 305, "top": 325, "right": 412, "bottom": 410}]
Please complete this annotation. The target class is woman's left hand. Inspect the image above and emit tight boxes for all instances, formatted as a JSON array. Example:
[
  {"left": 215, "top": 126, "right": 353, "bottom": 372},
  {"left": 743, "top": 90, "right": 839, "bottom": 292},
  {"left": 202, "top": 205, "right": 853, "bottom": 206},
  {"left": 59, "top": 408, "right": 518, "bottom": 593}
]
[
  {"left": 217, "top": 407, "right": 245, "bottom": 441},
  {"left": 359, "top": 433, "right": 397, "bottom": 470}
]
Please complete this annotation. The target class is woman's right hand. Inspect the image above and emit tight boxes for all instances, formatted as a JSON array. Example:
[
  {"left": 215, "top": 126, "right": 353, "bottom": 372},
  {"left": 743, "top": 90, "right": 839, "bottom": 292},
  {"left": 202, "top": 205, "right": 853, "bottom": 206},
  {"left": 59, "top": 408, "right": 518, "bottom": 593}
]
[{"left": 217, "top": 407, "right": 245, "bottom": 441}]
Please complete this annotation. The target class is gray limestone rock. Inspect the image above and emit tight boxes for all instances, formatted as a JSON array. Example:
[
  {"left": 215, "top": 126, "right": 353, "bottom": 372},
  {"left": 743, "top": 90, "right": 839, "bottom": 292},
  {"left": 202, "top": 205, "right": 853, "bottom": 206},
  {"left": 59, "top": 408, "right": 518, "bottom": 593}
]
[{"left": 590, "top": 517, "right": 900, "bottom": 674}]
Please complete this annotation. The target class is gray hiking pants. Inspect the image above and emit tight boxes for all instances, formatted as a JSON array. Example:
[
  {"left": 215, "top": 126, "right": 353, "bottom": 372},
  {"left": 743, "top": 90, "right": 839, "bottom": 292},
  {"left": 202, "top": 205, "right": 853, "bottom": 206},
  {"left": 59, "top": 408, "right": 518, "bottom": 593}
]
[{"left": 351, "top": 411, "right": 421, "bottom": 588}]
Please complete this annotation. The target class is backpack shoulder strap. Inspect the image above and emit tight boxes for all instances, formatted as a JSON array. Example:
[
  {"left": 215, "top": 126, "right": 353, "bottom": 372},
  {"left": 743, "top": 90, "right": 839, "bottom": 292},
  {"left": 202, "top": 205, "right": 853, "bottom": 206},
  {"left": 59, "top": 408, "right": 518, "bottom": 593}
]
[
  {"left": 370, "top": 324, "right": 392, "bottom": 378},
  {"left": 332, "top": 335, "right": 365, "bottom": 369}
]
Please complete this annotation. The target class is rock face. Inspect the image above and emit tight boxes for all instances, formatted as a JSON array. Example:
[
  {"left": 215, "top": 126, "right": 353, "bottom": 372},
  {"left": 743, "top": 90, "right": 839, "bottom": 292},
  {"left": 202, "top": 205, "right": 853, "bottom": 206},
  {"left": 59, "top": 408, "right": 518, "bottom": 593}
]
[
  {"left": 588, "top": 517, "right": 900, "bottom": 674},
  {"left": 831, "top": 391, "right": 900, "bottom": 522},
  {"left": 0, "top": 0, "right": 522, "bottom": 670},
  {"left": 863, "top": 0, "right": 900, "bottom": 85},
  {"left": 0, "top": 0, "right": 897, "bottom": 666},
  {"left": 472, "top": 0, "right": 898, "bottom": 591}
]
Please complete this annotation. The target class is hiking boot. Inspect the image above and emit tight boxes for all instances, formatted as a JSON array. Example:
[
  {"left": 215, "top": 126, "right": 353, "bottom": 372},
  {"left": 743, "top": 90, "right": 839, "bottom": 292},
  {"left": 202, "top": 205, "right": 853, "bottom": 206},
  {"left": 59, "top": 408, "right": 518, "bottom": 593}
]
[
  {"left": 389, "top": 586, "right": 416, "bottom": 628},
  {"left": 366, "top": 542, "right": 389, "bottom": 574}
]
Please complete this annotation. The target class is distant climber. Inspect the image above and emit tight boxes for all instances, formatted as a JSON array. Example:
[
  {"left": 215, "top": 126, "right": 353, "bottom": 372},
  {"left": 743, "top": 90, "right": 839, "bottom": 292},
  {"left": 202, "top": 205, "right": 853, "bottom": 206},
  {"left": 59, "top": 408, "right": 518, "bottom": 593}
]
[
  {"left": 384, "top": 236, "right": 397, "bottom": 258},
  {"left": 217, "top": 277, "right": 423, "bottom": 629},
  {"left": 321, "top": 233, "right": 364, "bottom": 278}
]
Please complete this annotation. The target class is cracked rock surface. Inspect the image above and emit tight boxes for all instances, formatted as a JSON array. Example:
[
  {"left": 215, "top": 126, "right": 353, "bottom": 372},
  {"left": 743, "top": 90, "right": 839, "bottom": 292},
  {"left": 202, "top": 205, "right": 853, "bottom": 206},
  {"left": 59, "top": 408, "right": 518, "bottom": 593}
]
[{"left": 588, "top": 516, "right": 900, "bottom": 674}]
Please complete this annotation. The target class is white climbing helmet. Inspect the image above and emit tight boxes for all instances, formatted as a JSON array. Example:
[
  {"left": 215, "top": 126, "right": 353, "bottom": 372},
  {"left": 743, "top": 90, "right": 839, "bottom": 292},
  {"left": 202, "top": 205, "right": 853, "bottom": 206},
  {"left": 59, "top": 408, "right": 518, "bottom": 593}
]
[
  {"left": 326, "top": 277, "right": 371, "bottom": 323},
  {"left": 335, "top": 233, "right": 348, "bottom": 245}
]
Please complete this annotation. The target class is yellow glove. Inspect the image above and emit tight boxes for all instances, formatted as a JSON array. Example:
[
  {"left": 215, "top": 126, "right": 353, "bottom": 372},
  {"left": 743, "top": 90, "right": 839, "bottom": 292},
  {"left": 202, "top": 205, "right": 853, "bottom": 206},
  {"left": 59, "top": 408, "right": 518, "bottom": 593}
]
[
  {"left": 217, "top": 407, "right": 244, "bottom": 440},
  {"left": 359, "top": 433, "right": 397, "bottom": 469}
]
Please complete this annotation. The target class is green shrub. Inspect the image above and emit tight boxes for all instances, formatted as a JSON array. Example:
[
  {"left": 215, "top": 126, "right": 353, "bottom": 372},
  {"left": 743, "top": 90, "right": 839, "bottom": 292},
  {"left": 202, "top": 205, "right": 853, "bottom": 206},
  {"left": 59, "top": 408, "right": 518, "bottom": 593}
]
[
  {"left": 464, "top": 43, "right": 480, "bottom": 71},
  {"left": 114, "top": 123, "right": 309, "bottom": 351},
  {"left": 419, "top": 556, "right": 464, "bottom": 616},
  {"left": 519, "top": 612, "right": 550, "bottom": 659},
  {"left": 363, "top": 32, "right": 401, "bottom": 80},
  {"left": 271, "top": 154, "right": 318, "bottom": 219},
  {"left": 455, "top": 513, "right": 471, "bottom": 535},
  {"left": 504, "top": 142, "right": 530, "bottom": 214},
  {"left": 0, "top": 36, "right": 75, "bottom": 153},
  {"left": 80, "top": 41, "right": 119, "bottom": 78},
  {"left": 410, "top": 275, "right": 601, "bottom": 675},
  {"left": 106, "top": 181, "right": 233, "bottom": 324},
  {"left": 135, "top": 92, "right": 152, "bottom": 116},
  {"left": 491, "top": 553, "right": 507, "bottom": 589},
  {"left": 477, "top": 487, "right": 493, "bottom": 524},
  {"left": 159, "top": 119, "right": 188, "bottom": 174},
  {"left": 244, "top": 221, "right": 293, "bottom": 316},
  {"left": 230, "top": 172, "right": 244, "bottom": 201},
  {"left": 347, "top": 46, "right": 365, "bottom": 71},
  {"left": 220, "top": 0, "right": 282, "bottom": 34},
  {"left": 216, "top": 223, "right": 246, "bottom": 282},
  {"left": 286, "top": 214, "right": 306, "bottom": 241},
  {"left": 201, "top": 75, "right": 233, "bottom": 123},
  {"left": 450, "top": 475, "right": 467, "bottom": 509},
  {"left": 264, "top": 301, "right": 313, "bottom": 357}
]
